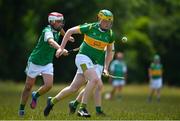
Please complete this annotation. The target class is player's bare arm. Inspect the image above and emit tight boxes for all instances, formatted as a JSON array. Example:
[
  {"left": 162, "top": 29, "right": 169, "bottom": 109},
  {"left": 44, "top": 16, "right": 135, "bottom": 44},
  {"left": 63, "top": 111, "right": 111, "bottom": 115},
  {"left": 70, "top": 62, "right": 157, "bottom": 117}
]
[
  {"left": 48, "top": 38, "right": 68, "bottom": 56},
  {"left": 61, "top": 26, "right": 80, "bottom": 49},
  {"left": 56, "top": 26, "right": 80, "bottom": 58},
  {"left": 60, "top": 28, "right": 75, "bottom": 42},
  {"left": 48, "top": 38, "right": 60, "bottom": 49},
  {"left": 104, "top": 43, "right": 114, "bottom": 75}
]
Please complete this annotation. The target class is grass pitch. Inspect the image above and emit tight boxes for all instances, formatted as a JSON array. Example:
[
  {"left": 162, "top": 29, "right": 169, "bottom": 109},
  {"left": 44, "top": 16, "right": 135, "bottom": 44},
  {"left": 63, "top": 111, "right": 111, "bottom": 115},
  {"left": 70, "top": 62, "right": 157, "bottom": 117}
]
[{"left": 0, "top": 81, "right": 180, "bottom": 120}]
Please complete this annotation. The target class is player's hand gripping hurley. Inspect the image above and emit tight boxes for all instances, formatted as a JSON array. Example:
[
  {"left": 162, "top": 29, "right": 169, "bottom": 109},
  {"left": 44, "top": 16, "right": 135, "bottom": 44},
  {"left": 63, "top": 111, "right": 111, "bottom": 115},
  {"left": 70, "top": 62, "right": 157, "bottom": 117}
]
[
  {"left": 67, "top": 47, "right": 80, "bottom": 54},
  {"left": 102, "top": 72, "right": 125, "bottom": 79}
]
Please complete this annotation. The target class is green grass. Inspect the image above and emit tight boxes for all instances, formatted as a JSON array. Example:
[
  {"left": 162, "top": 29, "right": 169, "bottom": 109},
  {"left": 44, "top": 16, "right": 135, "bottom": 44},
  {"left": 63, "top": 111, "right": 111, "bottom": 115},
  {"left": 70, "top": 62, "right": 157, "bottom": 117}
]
[{"left": 0, "top": 81, "right": 180, "bottom": 120}]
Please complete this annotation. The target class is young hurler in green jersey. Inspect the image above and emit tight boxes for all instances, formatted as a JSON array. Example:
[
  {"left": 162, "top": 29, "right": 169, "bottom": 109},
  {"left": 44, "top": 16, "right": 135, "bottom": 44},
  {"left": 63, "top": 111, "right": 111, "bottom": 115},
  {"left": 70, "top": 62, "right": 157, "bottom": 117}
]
[{"left": 18, "top": 12, "right": 74, "bottom": 116}]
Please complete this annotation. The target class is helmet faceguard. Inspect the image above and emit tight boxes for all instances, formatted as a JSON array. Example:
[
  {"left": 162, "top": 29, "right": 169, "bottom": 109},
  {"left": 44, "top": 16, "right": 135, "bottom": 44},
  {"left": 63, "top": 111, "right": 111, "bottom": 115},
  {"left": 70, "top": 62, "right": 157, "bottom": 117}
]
[{"left": 48, "top": 12, "right": 64, "bottom": 31}]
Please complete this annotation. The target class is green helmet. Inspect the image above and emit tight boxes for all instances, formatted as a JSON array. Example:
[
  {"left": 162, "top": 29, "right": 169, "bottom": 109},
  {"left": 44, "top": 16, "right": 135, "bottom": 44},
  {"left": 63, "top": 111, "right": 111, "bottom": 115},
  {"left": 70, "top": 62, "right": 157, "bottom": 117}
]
[
  {"left": 154, "top": 54, "right": 160, "bottom": 61},
  {"left": 97, "top": 9, "right": 113, "bottom": 22}
]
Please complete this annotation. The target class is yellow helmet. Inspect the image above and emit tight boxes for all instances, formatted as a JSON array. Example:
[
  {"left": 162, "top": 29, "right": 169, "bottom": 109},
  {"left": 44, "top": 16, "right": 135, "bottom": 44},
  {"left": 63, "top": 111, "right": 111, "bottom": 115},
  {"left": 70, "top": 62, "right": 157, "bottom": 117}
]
[{"left": 97, "top": 9, "right": 113, "bottom": 21}]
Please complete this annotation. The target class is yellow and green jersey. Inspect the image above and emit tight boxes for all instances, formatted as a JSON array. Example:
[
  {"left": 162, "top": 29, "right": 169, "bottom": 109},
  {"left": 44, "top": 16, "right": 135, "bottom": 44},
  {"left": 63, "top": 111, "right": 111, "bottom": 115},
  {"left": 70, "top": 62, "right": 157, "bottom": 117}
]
[
  {"left": 78, "top": 22, "right": 115, "bottom": 65},
  {"left": 28, "top": 25, "right": 60, "bottom": 65},
  {"left": 149, "top": 63, "right": 162, "bottom": 79}
]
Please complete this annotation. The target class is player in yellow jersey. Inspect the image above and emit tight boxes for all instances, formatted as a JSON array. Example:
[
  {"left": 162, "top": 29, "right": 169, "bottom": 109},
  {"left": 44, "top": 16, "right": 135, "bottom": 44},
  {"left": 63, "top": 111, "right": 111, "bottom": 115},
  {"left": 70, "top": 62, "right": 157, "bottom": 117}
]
[
  {"left": 44, "top": 9, "right": 115, "bottom": 117},
  {"left": 148, "top": 54, "right": 163, "bottom": 102}
]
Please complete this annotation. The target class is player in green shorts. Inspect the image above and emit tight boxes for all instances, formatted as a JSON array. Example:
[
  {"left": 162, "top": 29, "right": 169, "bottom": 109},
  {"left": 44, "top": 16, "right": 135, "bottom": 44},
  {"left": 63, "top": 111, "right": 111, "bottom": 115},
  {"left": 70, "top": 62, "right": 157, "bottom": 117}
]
[
  {"left": 148, "top": 54, "right": 163, "bottom": 102},
  {"left": 44, "top": 9, "right": 115, "bottom": 117},
  {"left": 18, "top": 12, "right": 74, "bottom": 116}
]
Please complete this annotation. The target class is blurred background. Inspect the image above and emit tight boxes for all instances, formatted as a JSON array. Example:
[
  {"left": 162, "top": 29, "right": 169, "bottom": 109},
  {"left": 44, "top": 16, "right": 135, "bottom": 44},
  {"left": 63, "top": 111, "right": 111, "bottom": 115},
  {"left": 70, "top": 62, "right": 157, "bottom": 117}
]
[{"left": 0, "top": 0, "right": 180, "bottom": 86}]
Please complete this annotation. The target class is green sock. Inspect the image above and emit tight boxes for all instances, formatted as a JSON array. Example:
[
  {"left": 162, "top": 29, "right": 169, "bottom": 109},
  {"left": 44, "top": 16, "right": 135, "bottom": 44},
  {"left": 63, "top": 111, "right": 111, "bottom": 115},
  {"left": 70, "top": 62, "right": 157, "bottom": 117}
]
[
  {"left": 73, "top": 100, "right": 80, "bottom": 108},
  {"left": 34, "top": 91, "right": 40, "bottom": 99},
  {"left": 96, "top": 106, "right": 102, "bottom": 113},
  {"left": 51, "top": 97, "right": 58, "bottom": 105},
  {"left": 19, "top": 104, "right": 25, "bottom": 110},
  {"left": 79, "top": 103, "right": 87, "bottom": 109}
]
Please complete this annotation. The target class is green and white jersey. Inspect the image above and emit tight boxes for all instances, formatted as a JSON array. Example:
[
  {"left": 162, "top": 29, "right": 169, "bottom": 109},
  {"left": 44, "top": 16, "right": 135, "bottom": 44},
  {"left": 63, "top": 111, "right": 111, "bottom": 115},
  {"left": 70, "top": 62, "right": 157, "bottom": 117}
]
[
  {"left": 149, "top": 63, "right": 162, "bottom": 79},
  {"left": 109, "top": 60, "right": 127, "bottom": 79},
  {"left": 77, "top": 22, "right": 115, "bottom": 65},
  {"left": 28, "top": 25, "right": 60, "bottom": 65}
]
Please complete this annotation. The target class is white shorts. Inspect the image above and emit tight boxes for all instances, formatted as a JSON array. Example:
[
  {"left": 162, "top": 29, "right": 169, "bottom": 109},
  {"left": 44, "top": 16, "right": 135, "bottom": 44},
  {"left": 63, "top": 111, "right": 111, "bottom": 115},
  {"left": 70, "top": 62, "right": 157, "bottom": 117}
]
[
  {"left": 25, "top": 62, "right": 53, "bottom": 78},
  {"left": 112, "top": 79, "right": 125, "bottom": 87},
  {"left": 75, "top": 54, "right": 103, "bottom": 79},
  {"left": 150, "top": 78, "right": 162, "bottom": 89}
]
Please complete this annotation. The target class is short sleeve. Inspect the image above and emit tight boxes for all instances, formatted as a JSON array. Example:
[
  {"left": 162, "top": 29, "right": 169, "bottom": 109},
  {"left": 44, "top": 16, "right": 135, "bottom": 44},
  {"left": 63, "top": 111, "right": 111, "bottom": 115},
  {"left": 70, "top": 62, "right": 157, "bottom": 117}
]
[
  {"left": 109, "top": 30, "right": 115, "bottom": 44},
  {"left": 79, "top": 23, "right": 92, "bottom": 34},
  {"left": 44, "top": 31, "right": 54, "bottom": 42}
]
